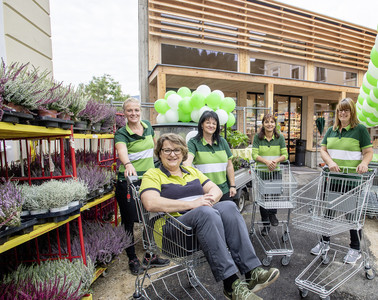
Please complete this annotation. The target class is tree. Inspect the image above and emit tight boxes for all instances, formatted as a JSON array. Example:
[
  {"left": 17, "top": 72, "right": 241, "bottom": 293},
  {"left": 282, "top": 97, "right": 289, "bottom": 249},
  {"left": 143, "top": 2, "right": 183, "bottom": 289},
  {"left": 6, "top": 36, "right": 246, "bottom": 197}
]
[{"left": 83, "top": 74, "right": 129, "bottom": 104}]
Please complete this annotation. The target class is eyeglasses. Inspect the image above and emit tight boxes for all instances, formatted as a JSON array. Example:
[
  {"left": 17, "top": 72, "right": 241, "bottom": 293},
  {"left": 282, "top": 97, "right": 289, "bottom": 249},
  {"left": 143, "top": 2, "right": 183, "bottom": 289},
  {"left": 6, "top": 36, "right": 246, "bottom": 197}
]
[
  {"left": 339, "top": 109, "right": 350, "bottom": 113},
  {"left": 161, "top": 148, "right": 182, "bottom": 155}
]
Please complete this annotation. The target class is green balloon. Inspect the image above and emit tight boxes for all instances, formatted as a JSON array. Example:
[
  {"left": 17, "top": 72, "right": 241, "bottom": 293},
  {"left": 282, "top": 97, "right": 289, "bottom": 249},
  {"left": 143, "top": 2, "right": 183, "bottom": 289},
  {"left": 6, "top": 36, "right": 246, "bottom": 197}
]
[
  {"left": 205, "top": 92, "right": 221, "bottom": 110},
  {"left": 366, "top": 72, "right": 378, "bottom": 87},
  {"left": 226, "top": 113, "right": 235, "bottom": 127},
  {"left": 178, "top": 97, "right": 192, "bottom": 114},
  {"left": 220, "top": 97, "right": 236, "bottom": 113},
  {"left": 190, "top": 91, "right": 205, "bottom": 109},
  {"left": 358, "top": 112, "right": 368, "bottom": 123},
  {"left": 154, "top": 98, "right": 170, "bottom": 114},
  {"left": 366, "top": 95, "right": 378, "bottom": 108},
  {"left": 361, "top": 107, "right": 375, "bottom": 120},
  {"left": 371, "top": 47, "right": 378, "bottom": 68},
  {"left": 357, "top": 95, "right": 365, "bottom": 105},
  {"left": 177, "top": 87, "right": 192, "bottom": 98},
  {"left": 178, "top": 109, "right": 192, "bottom": 122},
  {"left": 164, "top": 90, "right": 176, "bottom": 100},
  {"left": 362, "top": 84, "right": 370, "bottom": 95}
]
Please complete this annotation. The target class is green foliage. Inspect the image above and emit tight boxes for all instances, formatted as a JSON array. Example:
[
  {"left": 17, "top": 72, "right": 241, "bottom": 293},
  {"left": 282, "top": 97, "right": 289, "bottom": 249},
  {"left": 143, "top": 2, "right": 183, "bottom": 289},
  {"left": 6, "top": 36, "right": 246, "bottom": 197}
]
[
  {"left": 83, "top": 74, "right": 129, "bottom": 103},
  {"left": 222, "top": 127, "right": 250, "bottom": 149},
  {"left": 232, "top": 156, "right": 250, "bottom": 170}
]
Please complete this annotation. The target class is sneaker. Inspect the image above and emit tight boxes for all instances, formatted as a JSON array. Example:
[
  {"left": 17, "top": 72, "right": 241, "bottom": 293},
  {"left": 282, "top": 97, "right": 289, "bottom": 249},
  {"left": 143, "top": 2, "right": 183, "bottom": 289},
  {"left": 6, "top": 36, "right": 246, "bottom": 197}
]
[
  {"left": 128, "top": 258, "right": 144, "bottom": 275},
  {"left": 248, "top": 267, "right": 280, "bottom": 292},
  {"left": 261, "top": 226, "right": 270, "bottom": 237},
  {"left": 343, "top": 248, "right": 361, "bottom": 264},
  {"left": 224, "top": 279, "right": 262, "bottom": 300},
  {"left": 142, "top": 254, "right": 170, "bottom": 268},
  {"left": 269, "top": 214, "right": 279, "bottom": 226},
  {"left": 310, "top": 241, "right": 330, "bottom": 255}
]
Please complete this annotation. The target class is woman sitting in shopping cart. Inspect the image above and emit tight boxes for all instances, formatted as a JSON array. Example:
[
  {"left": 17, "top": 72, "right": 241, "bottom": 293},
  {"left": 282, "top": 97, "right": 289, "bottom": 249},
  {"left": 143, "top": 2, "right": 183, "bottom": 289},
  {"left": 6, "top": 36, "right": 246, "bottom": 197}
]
[
  {"left": 140, "top": 133, "right": 280, "bottom": 300},
  {"left": 252, "top": 113, "right": 289, "bottom": 236},
  {"left": 311, "top": 97, "right": 373, "bottom": 264}
]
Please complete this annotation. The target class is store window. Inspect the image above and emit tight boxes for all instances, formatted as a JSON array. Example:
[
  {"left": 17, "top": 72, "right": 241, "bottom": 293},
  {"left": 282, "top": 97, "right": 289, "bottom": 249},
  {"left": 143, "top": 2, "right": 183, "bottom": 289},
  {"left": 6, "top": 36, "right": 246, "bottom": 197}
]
[
  {"left": 315, "top": 67, "right": 357, "bottom": 86},
  {"left": 246, "top": 93, "right": 265, "bottom": 142},
  {"left": 250, "top": 58, "right": 304, "bottom": 79},
  {"left": 315, "top": 67, "right": 326, "bottom": 82},
  {"left": 161, "top": 44, "right": 237, "bottom": 71},
  {"left": 274, "top": 96, "right": 302, "bottom": 162}
]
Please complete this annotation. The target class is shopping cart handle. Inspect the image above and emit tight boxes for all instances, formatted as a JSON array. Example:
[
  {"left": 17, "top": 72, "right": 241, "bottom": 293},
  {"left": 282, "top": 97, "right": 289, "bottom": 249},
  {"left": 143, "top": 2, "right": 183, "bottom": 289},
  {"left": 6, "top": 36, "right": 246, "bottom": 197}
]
[
  {"left": 126, "top": 175, "right": 140, "bottom": 185},
  {"left": 323, "top": 165, "right": 373, "bottom": 173},
  {"left": 281, "top": 160, "right": 290, "bottom": 165}
]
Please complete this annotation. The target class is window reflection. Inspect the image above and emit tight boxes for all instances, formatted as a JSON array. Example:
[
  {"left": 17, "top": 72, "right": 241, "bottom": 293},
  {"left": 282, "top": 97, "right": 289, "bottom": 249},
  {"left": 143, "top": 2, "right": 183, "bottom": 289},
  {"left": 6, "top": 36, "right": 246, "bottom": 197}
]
[{"left": 250, "top": 58, "right": 304, "bottom": 80}]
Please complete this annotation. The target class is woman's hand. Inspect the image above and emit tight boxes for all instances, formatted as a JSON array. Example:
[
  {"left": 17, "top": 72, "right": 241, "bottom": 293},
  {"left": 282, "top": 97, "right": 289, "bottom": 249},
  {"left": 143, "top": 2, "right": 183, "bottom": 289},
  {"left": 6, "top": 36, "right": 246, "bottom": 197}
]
[
  {"left": 265, "top": 160, "right": 277, "bottom": 171},
  {"left": 328, "top": 161, "right": 340, "bottom": 172},
  {"left": 194, "top": 194, "right": 216, "bottom": 208},
  {"left": 356, "top": 162, "right": 369, "bottom": 174},
  {"left": 124, "top": 163, "right": 137, "bottom": 177},
  {"left": 229, "top": 187, "right": 237, "bottom": 197}
]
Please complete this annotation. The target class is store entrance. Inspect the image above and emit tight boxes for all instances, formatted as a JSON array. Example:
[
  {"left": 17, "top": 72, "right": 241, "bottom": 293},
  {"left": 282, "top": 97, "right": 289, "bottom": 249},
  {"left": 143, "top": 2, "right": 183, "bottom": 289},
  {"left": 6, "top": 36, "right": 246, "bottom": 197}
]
[{"left": 274, "top": 95, "right": 302, "bottom": 163}]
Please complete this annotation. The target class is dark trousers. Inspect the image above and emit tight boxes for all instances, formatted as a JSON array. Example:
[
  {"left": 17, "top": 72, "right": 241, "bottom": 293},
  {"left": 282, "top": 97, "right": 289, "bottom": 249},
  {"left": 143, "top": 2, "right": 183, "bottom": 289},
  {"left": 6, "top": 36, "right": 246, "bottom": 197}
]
[
  {"left": 115, "top": 179, "right": 139, "bottom": 260},
  {"left": 260, "top": 207, "right": 277, "bottom": 223},
  {"left": 322, "top": 175, "right": 362, "bottom": 250}
]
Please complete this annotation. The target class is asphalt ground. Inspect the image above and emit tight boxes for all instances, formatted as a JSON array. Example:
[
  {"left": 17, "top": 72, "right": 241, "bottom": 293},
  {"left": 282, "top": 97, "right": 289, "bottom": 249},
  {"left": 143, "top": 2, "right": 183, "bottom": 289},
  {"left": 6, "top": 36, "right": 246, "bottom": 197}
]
[{"left": 140, "top": 166, "right": 378, "bottom": 300}]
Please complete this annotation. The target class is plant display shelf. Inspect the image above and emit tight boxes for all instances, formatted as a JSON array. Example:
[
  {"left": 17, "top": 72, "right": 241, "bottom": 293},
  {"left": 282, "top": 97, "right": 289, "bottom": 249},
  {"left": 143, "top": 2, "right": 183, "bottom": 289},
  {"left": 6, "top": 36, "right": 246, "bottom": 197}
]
[
  {"left": 81, "top": 192, "right": 115, "bottom": 212},
  {"left": 72, "top": 133, "right": 114, "bottom": 139},
  {"left": 82, "top": 294, "right": 93, "bottom": 300},
  {"left": 0, "top": 214, "right": 79, "bottom": 254},
  {"left": 0, "top": 122, "right": 71, "bottom": 139}
]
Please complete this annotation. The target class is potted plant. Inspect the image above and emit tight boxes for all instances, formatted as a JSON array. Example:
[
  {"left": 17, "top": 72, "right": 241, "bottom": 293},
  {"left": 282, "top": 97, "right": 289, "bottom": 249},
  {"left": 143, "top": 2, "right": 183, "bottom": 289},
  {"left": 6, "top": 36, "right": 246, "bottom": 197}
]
[
  {"left": 37, "top": 180, "right": 73, "bottom": 212},
  {"left": 21, "top": 184, "right": 50, "bottom": 215},
  {"left": 223, "top": 127, "right": 250, "bottom": 149},
  {"left": 64, "top": 179, "right": 88, "bottom": 207},
  {"left": 0, "top": 180, "right": 24, "bottom": 228},
  {"left": 77, "top": 100, "right": 111, "bottom": 131}
]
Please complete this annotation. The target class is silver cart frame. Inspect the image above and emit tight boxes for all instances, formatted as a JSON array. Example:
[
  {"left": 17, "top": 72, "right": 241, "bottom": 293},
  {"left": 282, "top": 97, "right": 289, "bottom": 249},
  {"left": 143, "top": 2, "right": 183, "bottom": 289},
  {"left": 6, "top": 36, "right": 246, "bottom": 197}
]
[
  {"left": 250, "top": 161, "right": 297, "bottom": 266},
  {"left": 291, "top": 169, "right": 376, "bottom": 300},
  {"left": 128, "top": 177, "right": 215, "bottom": 300}
]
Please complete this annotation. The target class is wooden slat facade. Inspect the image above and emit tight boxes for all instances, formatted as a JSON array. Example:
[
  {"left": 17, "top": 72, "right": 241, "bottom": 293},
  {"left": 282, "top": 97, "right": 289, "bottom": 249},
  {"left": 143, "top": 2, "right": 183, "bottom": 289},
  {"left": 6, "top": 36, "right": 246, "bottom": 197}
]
[{"left": 149, "top": 0, "right": 375, "bottom": 70}]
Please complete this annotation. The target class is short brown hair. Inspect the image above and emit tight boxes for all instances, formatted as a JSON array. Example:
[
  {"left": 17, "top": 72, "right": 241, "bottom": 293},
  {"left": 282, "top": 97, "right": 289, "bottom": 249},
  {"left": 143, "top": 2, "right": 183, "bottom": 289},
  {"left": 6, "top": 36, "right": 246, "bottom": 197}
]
[
  {"left": 334, "top": 97, "right": 359, "bottom": 130},
  {"left": 155, "top": 133, "right": 188, "bottom": 161}
]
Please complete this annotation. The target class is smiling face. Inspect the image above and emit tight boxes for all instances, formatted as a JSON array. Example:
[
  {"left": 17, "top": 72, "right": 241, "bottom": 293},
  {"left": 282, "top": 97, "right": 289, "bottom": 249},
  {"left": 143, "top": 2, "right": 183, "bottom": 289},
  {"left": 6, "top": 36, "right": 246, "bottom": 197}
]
[
  {"left": 338, "top": 108, "right": 351, "bottom": 125},
  {"left": 124, "top": 102, "right": 141, "bottom": 124},
  {"left": 202, "top": 117, "right": 218, "bottom": 136},
  {"left": 160, "top": 140, "right": 183, "bottom": 172},
  {"left": 263, "top": 116, "right": 276, "bottom": 134}
]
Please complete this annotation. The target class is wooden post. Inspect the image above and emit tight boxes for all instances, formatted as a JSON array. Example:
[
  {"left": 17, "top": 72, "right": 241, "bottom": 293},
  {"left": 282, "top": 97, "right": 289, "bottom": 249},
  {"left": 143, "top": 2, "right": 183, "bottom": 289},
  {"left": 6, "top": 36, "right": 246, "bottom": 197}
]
[{"left": 264, "top": 83, "right": 274, "bottom": 111}]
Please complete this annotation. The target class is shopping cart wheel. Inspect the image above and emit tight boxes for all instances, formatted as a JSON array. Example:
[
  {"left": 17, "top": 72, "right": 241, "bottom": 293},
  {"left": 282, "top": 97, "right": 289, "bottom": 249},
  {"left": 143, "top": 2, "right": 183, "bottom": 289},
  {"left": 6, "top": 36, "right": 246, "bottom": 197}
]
[
  {"left": 321, "top": 255, "right": 330, "bottom": 265},
  {"left": 281, "top": 255, "right": 290, "bottom": 266},
  {"left": 299, "top": 288, "right": 308, "bottom": 298},
  {"left": 133, "top": 291, "right": 146, "bottom": 299},
  {"left": 365, "top": 269, "right": 375, "bottom": 280},
  {"left": 262, "top": 256, "right": 272, "bottom": 266},
  {"left": 282, "top": 231, "right": 289, "bottom": 243}
]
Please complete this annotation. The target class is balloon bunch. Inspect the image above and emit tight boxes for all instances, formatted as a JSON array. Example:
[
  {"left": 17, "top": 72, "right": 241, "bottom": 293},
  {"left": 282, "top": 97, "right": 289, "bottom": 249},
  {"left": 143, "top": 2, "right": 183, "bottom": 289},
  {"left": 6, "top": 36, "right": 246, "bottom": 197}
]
[
  {"left": 154, "top": 85, "right": 236, "bottom": 126},
  {"left": 357, "top": 28, "right": 378, "bottom": 128}
]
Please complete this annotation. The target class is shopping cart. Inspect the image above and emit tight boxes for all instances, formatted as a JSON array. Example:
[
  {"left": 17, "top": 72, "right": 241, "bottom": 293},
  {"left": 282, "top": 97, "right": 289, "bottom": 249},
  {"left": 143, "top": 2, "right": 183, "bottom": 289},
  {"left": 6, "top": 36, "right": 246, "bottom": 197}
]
[
  {"left": 250, "top": 161, "right": 297, "bottom": 266},
  {"left": 366, "top": 162, "right": 378, "bottom": 219},
  {"left": 291, "top": 168, "right": 376, "bottom": 300},
  {"left": 128, "top": 176, "right": 214, "bottom": 300}
]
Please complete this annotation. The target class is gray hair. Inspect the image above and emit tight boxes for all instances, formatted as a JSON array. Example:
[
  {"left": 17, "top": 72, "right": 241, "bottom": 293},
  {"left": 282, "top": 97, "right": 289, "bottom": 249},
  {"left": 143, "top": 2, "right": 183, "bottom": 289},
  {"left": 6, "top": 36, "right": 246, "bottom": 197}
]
[{"left": 122, "top": 97, "right": 141, "bottom": 111}]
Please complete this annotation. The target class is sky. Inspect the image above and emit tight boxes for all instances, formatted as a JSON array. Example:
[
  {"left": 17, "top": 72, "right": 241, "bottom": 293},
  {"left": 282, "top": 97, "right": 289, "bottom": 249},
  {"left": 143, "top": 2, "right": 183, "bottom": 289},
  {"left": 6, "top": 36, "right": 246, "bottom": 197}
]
[{"left": 50, "top": 0, "right": 378, "bottom": 97}]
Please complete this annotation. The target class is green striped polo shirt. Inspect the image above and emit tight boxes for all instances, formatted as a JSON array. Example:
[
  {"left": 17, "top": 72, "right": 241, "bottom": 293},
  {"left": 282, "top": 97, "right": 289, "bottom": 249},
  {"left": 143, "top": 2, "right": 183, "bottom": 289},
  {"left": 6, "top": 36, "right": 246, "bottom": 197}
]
[
  {"left": 321, "top": 124, "right": 372, "bottom": 170},
  {"left": 140, "top": 165, "right": 210, "bottom": 248},
  {"left": 187, "top": 137, "right": 233, "bottom": 194},
  {"left": 114, "top": 120, "right": 155, "bottom": 179},
  {"left": 252, "top": 134, "right": 288, "bottom": 168}
]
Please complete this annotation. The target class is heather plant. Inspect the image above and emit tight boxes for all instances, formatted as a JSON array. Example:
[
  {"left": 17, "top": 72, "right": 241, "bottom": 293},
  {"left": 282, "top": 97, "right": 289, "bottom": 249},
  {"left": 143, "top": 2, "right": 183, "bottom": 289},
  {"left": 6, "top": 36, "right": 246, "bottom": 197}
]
[
  {"left": 0, "top": 180, "right": 24, "bottom": 227},
  {"left": 3, "top": 257, "right": 94, "bottom": 296},
  {"left": 67, "top": 85, "right": 90, "bottom": 121},
  {"left": 37, "top": 180, "right": 75, "bottom": 209},
  {"left": 76, "top": 164, "right": 112, "bottom": 193},
  {"left": 115, "top": 113, "right": 126, "bottom": 129},
  {"left": 64, "top": 179, "right": 88, "bottom": 202},
  {"left": 0, "top": 276, "right": 83, "bottom": 300},
  {"left": 21, "top": 184, "right": 49, "bottom": 211},
  {"left": 77, "top": 100, "right": 109, "bottom": 124}
]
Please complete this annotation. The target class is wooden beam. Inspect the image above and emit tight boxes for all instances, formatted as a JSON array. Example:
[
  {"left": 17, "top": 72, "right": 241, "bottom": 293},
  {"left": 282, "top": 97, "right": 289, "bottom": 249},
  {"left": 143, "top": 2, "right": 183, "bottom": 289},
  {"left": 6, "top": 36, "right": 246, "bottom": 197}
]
[
  {"left": 264, "top": 83, "right": 274, "bottom": 110},
  {"left": 305, "top": 96, "right": 314, "bottom": 151}
]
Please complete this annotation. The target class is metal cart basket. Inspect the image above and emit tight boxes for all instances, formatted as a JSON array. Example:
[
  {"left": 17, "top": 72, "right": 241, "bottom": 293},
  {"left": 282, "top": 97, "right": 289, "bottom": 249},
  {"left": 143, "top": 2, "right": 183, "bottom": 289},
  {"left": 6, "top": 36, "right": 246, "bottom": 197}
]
[
  {"left": 128, "top": 177, "right": 214, "bottom": 300},
  {"left": 366, "top": 162, "right": 378, "bottom": 218},
  {"left": 250, "top": 162, "right": 297, "bottom": 266},
  {"left": 291, "top": 169, "right": 376, "bottom": 300}
]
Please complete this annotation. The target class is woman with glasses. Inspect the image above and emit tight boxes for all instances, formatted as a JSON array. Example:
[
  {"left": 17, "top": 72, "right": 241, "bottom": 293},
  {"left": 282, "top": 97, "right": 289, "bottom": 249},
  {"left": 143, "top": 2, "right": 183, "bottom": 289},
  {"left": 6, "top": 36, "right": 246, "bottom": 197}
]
[
  {"left": 114, "top": 98, "right": 169, "bottom": 275},
  {"left": 310, "top": 97, "right": 373, "bottom": 264},
  {"left": 140, "top": 133, "right": 279, "bottom": 300},
  {"left": 183, "top": 111, "right": 236, "bottom": 201}
]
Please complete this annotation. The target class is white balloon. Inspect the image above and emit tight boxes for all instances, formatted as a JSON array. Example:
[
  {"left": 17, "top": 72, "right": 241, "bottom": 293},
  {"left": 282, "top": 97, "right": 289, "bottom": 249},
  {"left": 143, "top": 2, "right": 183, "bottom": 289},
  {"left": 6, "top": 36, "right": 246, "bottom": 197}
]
[
  {"left": 368, "top": 61, "right": 378, "bottom": 79},
  {"left": 362, "top": 99, "right": 376, "bottom": 113},
  {"left": 196, "top": 85, "right": 211, "bottom": 97},
  {"left": 156, "top": 113, "right": 167, "bottom": 124},
  {"left": 363, "top": 73, "right": 375, "bottom": 91},
  {"left": 186, "top": 130, "right": 198, "bottom": 144},
  {"left": 165, "top": 109, "right": 179, "bottom": 123},
  {"left": 216, "top": 109, "right": 228, "bottom": 125},
  {"left": 366, "top": 117, "right": 377, "bottom": 126},
  {"left": 191, "top": 109, "right": 201, "bottom": 123},
  {"left": 167, "top": 94, "right": 182, "bottom": 110},
  {"left": 199, "top": 106, "right": 213, "bottom": 118},
  {"left": 370, "top": 89, "right": 378, "bottom": 103},
  {"left": 356, "top": 102, "right": 363, "bottom": 112},
  {"left": 212, "top": 90, "right": 225, "bottom": 99}
]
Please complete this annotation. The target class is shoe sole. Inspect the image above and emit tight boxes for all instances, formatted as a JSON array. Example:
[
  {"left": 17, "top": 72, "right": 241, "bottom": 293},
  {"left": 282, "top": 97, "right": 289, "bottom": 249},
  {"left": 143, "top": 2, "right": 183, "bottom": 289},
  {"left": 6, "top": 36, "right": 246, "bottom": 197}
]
[
  {"left": 310, "top": 248, "right": 330, "bottom": 256},
  {"left": 251, "top": 269, "right": 280, "bottom": 293}
]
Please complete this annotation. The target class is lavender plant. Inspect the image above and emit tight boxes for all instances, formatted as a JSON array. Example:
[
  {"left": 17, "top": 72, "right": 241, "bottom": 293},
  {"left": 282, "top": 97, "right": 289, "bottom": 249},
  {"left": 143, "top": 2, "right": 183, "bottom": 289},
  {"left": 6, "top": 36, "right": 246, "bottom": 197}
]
[
  {"left": 77, "top": 100, "right": 113, "bottom": 124},
  {"left": 0, "top": 180, "right": 24, "bottom": 227},
  {"left": 115, "top": 113, "right": 126, "bottom": 129}
]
